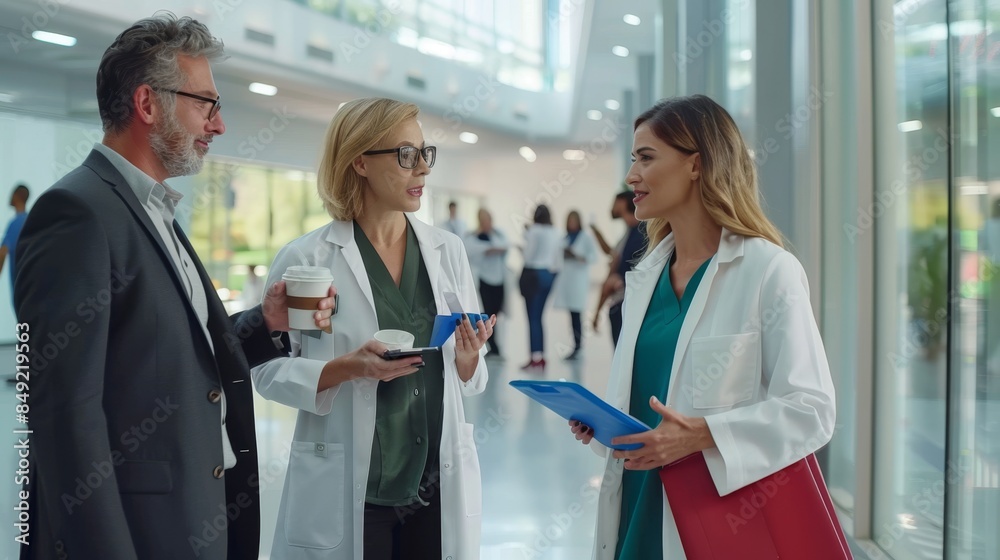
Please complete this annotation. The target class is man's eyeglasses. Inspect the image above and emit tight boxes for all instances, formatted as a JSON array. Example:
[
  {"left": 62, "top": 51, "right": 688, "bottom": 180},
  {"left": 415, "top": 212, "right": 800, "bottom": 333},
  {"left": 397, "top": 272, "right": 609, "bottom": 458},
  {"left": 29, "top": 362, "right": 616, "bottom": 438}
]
[
  {"left": 362, "top": 145, "right": 436, "bottom": 169},
  {"left": 159, "top": 89, "right": 222, "bottom": 120}
]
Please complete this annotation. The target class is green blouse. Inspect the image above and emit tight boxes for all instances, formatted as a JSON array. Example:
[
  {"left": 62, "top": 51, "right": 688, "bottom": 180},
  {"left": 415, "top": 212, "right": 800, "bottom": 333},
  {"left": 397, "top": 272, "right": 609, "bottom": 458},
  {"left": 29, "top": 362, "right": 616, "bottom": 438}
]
[
  {"left": 616, "top": 253, "right": 713, "bottom": 560},
  {"left": 354, "top": 221, "right": 445, "bottom": 507}
]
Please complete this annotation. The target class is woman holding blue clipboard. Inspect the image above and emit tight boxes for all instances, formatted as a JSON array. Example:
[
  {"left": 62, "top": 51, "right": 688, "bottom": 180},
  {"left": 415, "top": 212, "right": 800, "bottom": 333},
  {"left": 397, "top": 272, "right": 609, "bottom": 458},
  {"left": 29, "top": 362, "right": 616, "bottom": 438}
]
[
  {"left": 252, "top": 98, "right": 495, "bottom": 560},
  {"left": 569, "top": 95, "right": 836, "bottom": 559}
]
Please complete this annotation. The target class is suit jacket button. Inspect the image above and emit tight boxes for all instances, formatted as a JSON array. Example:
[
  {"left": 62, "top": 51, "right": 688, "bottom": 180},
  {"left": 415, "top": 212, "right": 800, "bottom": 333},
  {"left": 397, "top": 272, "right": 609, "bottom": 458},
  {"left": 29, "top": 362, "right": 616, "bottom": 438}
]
[
  {"left": 213, "top": 466, "right": 224, "bottom": 479},
  {"left": 208, "top": 389, "right": 222, "bottom": 403}
]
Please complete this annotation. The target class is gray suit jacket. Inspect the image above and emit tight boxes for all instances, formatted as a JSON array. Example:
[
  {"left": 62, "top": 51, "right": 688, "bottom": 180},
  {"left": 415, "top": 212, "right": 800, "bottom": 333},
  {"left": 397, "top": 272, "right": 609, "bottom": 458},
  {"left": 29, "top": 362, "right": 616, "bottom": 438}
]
[{"left": 15, "top": 149, "right": 282, "bottom": 560}]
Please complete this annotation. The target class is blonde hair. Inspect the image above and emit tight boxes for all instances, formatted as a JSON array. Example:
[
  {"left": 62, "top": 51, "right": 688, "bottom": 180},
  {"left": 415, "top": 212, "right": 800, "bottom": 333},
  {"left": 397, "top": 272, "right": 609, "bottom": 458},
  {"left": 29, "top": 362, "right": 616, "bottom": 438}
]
[
  {"left": 317, "top": 97, "right": 420, "bottom": 221},
  {"left": 634, "top": 95, "right": 784, "bottom": 255}
]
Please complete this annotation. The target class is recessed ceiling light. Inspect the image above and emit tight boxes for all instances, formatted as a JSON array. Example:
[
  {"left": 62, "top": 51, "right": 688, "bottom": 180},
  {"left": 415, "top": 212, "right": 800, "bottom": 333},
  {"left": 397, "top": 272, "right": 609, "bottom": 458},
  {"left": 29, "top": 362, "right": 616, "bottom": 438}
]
[
  {"left": 31, "top": 30, "right": 76, "bottom": 47},
  {"left": 961, "top": 184, "right": 988, "bottom": 195},
  {"left": 991, "top": 107, "right": 1000, "bottom": 117},
  {"left": 739, "top": 49, "right": 753, "bottom": 61},
  {"left": 519, "top": 146, "right": 537, "bottom": 163},
  {"left": 587, "top": 110, "right": 603, "bottom": 121},
  {"left": 459, "top": 132, "right": 479, "bottom": 144},
  {"left": 605, "top": 99, "right": 620, "bottom": 111},
  {"left": 898, "top": 120, "right": 923, "bottom": 132},
  {"left": 249, "top": 82, "right": 278, "bottom": 96},
  {"left": 623, "top": 14, "right": 641, "bottom": 26},
  {"left": 612, "top": 45, "right": 630, "bottom": 57},
  {"left": 563, "top": 150, "right": 586, "bottom": 161}
]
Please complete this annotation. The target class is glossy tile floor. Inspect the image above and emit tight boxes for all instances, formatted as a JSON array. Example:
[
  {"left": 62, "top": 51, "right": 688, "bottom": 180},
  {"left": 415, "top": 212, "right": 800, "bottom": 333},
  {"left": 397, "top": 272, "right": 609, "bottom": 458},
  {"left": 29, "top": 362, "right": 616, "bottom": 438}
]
[{"left": 0, "top": 294, "right": 616, "bottom": 559}]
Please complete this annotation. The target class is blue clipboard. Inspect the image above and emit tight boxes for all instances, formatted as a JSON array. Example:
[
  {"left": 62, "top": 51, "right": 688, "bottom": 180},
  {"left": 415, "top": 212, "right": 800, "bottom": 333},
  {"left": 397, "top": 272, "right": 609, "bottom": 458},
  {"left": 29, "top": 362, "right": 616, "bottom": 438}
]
[{"left": 509, "top": 380, "right": 650, "bottom": 450}]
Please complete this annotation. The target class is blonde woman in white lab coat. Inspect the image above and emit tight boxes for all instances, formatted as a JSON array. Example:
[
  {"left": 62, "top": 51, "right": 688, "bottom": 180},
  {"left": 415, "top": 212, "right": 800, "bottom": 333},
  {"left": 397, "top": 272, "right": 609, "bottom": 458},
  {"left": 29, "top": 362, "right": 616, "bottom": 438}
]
[
  {"left": 551, "top": 210, "right": 599, "bottom": 360},
  {"left": 569, "top": 95, "right": 836, "bottom": 559},
  {"left": 253, "top": 98, "right": 495, "bottom": 560}
]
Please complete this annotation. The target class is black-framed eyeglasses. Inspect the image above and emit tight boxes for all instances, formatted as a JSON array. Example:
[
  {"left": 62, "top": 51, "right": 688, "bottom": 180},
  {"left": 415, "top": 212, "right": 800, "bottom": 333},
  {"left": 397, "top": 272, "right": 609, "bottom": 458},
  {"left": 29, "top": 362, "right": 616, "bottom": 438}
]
[
  {"left": 159, "top": 89, "right": 222, "bottom": 120},
  {"left": 362, "top": 145, "right": 436, "bottom": 169}
]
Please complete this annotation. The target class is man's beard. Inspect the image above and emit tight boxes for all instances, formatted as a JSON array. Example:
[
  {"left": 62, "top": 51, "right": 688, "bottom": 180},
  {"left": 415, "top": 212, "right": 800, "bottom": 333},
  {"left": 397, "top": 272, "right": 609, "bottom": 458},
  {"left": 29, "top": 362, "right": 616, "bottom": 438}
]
[{"left": 150, "top": 112, "right": 206, "bottom": 178}]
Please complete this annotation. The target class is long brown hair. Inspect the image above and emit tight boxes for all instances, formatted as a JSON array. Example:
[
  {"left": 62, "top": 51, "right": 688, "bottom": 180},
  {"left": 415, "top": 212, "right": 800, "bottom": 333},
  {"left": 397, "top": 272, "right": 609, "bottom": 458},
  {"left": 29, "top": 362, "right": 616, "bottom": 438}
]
[{"left": 634, "top": 95, "right": 783, "bottom": 254}]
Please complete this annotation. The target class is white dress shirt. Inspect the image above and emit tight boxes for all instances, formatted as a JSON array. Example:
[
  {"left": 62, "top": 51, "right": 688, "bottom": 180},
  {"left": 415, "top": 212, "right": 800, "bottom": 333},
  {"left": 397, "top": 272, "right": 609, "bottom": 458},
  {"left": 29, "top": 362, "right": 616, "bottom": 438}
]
[
  {"left": 522, "top": 224, "right": 562, "bottom": 271},
  {"left": 463, "top": 228, "right": 509, "bottom": 286}
]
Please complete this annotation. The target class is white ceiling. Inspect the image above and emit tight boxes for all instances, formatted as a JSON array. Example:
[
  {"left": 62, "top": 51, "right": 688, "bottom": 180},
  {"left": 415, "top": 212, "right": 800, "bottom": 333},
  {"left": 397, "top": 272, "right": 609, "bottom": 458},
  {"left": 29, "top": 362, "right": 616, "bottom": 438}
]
[{"left": 0, "top": 0, "right": 661, "bottom": 154}]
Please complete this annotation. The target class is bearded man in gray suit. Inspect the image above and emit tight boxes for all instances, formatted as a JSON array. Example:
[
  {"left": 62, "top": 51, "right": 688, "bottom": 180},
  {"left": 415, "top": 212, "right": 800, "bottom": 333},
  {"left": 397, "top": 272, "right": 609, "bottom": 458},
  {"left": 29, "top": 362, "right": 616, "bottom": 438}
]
[{"left": 14, "top": 13, "right": 335, "bottom": 560}]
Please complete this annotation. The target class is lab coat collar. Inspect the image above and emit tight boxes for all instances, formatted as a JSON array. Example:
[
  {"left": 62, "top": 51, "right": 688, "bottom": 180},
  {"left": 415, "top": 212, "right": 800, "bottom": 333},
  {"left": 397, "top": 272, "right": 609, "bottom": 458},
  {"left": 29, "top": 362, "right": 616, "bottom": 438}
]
[
  {"left": 323, "top": 213, "right": 446, "bottom": 249},
  {"left": 634, "top": 226, "right": 744, "bottom": 271},
  {"left": 321, "top": 214, "right": 450, "bottom": 317}
]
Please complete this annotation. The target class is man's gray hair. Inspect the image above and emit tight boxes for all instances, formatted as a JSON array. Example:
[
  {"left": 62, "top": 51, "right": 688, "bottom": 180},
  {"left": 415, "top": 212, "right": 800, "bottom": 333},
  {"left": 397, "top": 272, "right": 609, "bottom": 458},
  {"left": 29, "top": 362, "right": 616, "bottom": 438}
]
[{"left": 96, "top": 12, "right": 225, "bottom": 133}]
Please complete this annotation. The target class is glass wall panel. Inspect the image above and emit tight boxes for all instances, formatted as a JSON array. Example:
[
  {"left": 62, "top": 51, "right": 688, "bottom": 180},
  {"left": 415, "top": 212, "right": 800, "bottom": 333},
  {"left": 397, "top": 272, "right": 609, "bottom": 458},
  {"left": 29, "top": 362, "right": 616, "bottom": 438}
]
[
  {"left": 873, "top": 0, "right": 950, "bottom": 558},
  {"left": 189, "top": 160, "right": 320, "bottom": 312},
  {"left": 947, "top": 0, "right": 1000, "bottom": 557},
  {"left": 821, "top": 0, "right": 861, "bottom": 523},
  {"left": 726, "top": 0, "right": 756, "bottom": 139}
]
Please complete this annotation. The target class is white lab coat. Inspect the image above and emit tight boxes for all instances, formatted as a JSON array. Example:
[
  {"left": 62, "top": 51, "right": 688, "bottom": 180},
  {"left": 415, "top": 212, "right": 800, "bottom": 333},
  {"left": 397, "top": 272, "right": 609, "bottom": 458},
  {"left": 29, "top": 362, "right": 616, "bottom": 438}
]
[
  {"left": 589, "top": 229, "right": 836, "bottom": 559},
  {"left": 252, "top": 216, "right": 488, "bottom": 560},
  {"left": 552, "top": 230, "right": 599, "bottom": 312}
]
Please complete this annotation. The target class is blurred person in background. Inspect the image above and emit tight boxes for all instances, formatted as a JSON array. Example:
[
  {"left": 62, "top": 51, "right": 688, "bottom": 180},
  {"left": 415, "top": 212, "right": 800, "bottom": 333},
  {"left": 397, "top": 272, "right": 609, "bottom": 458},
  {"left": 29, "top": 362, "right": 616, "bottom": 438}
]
[
  {"left": 441, "top": 200, "right": 466, "bottom": 237},
  {"left": 593, "top": 192, "right": 645, "bottom": 347},
  {"left": 0, "top": 183, "right": 29, "bottom": 296},
  {"left": 519, "top": 203, "right": 561, "bottom": 369},
  {"left": 551, "top": 210, "right": 599, "bottom": 360},
  {"left": 465, "top": 207, "right": 509, "bottom": 358},
  {"left": 251, "top": 97, "right": 495, "bottom": 560},
  {"left": 570, "top": 95, "right": 835, "bottom": 559}
]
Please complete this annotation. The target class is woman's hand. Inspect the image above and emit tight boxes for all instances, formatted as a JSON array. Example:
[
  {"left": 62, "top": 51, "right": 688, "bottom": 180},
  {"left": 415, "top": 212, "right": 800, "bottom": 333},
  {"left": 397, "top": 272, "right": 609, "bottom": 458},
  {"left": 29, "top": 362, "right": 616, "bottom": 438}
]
[
  {"left": 317, "top": 340, "right": 422, "bottom": 392},
  {"left": 455, "top": 314, "right": 497, "bottom": 382},
  {"left": 610, "top": 396, "right": 715, "bottom": 470},
  {"left": 569, "top": 420, "right": 594, "bottom": 445}
]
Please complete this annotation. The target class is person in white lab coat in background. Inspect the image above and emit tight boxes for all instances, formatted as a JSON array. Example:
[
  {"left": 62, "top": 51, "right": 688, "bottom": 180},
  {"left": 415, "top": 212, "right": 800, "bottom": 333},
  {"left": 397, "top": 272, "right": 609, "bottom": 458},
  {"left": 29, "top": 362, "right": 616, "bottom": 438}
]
[
  {"left": 569, "top": 94, "right": 836, "bottom": 559},
  {"left": 551, "top": 210, "right": 599, "bottom": 360},
  {"left": 464, "top": 208, "right": 509, "bottom": 358},
  {"left": 252, "top": 97, "right": 495, "bottom": 560}
]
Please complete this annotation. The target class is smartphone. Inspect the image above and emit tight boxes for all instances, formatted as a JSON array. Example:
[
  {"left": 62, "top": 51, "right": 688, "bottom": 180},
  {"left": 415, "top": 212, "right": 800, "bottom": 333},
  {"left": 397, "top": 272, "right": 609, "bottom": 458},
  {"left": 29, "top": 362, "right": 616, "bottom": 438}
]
[{"left": 382, "top": 347, "right": 441, "bottom": 360}]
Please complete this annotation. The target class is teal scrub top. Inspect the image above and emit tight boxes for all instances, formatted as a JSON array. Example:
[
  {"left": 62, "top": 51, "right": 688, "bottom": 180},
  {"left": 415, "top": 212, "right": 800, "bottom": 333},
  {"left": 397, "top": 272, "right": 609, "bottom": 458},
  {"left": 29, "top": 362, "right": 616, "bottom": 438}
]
[
  {"left": 616, "top": 253, "right": 713, "bottom": 560},
  {"left": 354, "top": 221, "right": 445, "bottom": 507}
]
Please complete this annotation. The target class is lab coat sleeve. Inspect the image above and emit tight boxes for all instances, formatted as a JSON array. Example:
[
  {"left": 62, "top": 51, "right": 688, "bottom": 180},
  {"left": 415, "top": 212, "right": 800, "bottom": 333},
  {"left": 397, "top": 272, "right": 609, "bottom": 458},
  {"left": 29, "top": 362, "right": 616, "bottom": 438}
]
[
  {"left": 702, "top": 251, "right": 836, "bottom": 495},
  {"left": 250, "top": 242, "right": 339, "bottom": 415},
  {"left": 454, "top": 239, "right": 489, "bottom": 396}
]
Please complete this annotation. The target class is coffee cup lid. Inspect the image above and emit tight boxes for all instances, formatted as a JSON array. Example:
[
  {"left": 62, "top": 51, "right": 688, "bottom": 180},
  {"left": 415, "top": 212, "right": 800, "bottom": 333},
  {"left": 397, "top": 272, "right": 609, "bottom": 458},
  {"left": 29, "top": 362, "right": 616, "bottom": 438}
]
[{"left": 283, "top": 265, "right": 333, "bottom": 281}]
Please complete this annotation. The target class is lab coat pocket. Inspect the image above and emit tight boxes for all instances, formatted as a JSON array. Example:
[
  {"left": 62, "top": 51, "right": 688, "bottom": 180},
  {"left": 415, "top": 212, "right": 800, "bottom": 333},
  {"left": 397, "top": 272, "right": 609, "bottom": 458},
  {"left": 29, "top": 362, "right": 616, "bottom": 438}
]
[
  {"left": 690, "top": 332, "right": 761, "bottom": 409},
  {"left": 458, "top": 423, "right": 483, "bottom": 516},
  {"left": 284, "top": 441, "right": 346, "bottom": 549}
]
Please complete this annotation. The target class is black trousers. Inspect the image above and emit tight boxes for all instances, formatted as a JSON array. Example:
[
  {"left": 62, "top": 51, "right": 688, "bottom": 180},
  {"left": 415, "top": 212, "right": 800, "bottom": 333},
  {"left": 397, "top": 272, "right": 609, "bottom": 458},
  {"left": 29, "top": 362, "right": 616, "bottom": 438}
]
[
  {"left": 479, "top": 279, "right": 504, "bottom": 354},
  {"left": 609, "top": 301, "right": 624, "bottom": 348},
  {"left": 363, "top": 491, "right": 441, "bottom": 560},
  {"left": 570, "top": 311, "right": 582, "bottom": 350}
]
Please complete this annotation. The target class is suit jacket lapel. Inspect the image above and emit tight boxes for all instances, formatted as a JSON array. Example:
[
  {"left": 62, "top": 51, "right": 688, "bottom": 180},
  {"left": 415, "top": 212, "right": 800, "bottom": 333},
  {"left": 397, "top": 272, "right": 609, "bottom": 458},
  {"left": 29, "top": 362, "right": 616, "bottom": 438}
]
[{"left": 84, "top": 150, "right": 192, "bottom": 309}]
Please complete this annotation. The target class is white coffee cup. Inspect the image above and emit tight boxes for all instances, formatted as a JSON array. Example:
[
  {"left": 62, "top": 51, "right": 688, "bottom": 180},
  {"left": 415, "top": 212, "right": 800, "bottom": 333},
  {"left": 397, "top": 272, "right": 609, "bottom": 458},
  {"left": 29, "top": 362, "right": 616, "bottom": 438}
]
[
  {"left": 374, "top": 329, "right": 415, "bottom": 351},
  {"left": 282, "top": 266, "right": 333, "bottom": 330}
]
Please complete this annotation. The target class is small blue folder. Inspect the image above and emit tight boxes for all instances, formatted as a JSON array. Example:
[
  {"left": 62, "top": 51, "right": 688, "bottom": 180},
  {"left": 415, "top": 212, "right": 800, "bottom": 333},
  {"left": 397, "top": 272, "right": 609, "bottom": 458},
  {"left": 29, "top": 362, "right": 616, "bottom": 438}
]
[
  {"left": 509, "top": 380, "right": 651, "bottom": 450},
  {"left": 429, "top": 313, "right": 490, "bottom": 348}
]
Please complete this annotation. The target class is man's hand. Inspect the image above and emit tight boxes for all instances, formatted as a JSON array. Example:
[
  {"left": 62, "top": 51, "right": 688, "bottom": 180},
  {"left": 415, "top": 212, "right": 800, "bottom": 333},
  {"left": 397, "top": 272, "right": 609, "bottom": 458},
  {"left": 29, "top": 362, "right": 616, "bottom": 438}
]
[
  {"left": 262, "top": 281, "right": 337, "bottom": 333},
  {"left": 601, "top": 274, "right": 624, "bottom": 298}
]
